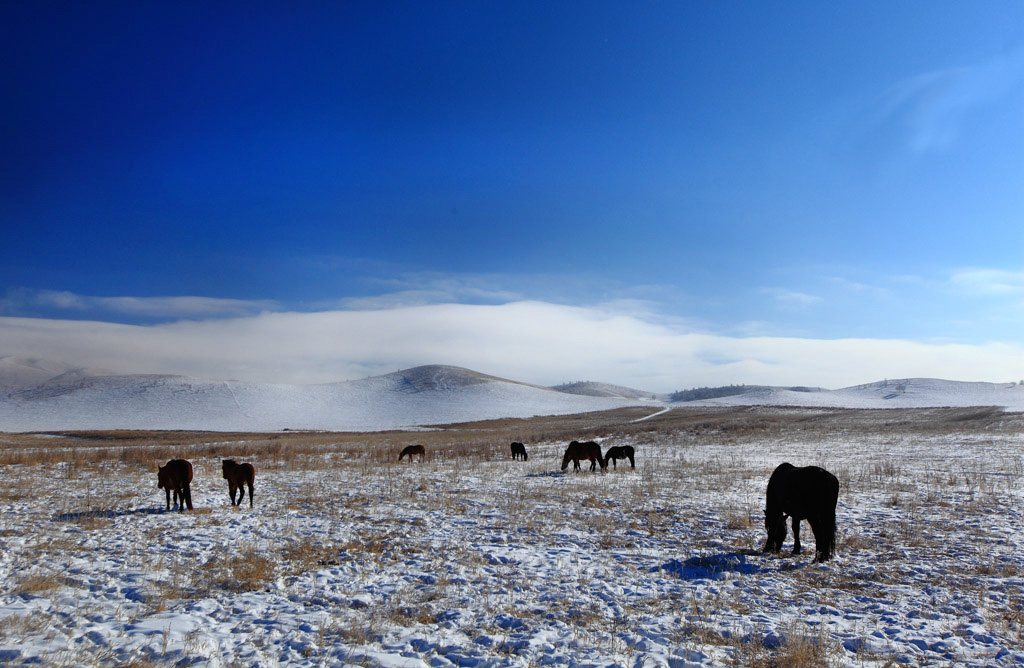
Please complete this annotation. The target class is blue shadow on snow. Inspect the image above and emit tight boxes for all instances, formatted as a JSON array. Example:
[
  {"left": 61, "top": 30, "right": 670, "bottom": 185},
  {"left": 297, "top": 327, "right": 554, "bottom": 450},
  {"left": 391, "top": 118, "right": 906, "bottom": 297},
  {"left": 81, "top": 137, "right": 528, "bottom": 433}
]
[{"left": 654, "top": 552, "right": 761, "bottom": 580}]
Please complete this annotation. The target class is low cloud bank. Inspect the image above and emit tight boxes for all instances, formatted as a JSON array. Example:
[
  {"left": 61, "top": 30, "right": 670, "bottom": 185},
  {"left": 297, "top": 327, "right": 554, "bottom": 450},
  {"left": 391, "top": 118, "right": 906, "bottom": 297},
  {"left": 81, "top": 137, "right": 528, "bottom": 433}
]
[{"left": 2, "top": 301, "right": 1021, "bottom": 391}]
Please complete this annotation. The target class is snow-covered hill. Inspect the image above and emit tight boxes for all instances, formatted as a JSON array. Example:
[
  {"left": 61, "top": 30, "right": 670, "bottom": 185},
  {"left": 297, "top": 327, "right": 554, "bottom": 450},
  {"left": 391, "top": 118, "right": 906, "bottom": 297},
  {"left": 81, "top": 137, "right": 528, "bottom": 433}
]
[
  {"left": 680, "top": 378, "right": 1024, "bottom": 410},
  {"left": 550, "top": 380, "right": 662, "bottom": 400},
  {"left": 3, "top": 358, "right": 1023, "bottom": 432},
  {"left": 0, "top": 365, "right": 657, "bottom": 432},
  {"left": 0, "top": 356, "right": 115, "bottom": 390}
]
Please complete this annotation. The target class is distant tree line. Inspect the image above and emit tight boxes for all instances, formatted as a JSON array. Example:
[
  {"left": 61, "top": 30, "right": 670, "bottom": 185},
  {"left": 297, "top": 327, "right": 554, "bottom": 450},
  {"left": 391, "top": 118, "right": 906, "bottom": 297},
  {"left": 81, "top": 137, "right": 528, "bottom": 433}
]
[
  {"left": 670, "top": 384, "right": 820, "bottom": 402},
  {"left": 669, "top": 384, "right": 758, "bottom": 402}
]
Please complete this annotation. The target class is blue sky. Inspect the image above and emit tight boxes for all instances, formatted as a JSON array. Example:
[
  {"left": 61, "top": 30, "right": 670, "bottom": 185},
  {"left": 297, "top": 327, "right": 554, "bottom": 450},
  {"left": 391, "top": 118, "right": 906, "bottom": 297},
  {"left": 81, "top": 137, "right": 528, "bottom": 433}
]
[{"left": 2, "top": 2, "right": 1023, "bottom": 390}]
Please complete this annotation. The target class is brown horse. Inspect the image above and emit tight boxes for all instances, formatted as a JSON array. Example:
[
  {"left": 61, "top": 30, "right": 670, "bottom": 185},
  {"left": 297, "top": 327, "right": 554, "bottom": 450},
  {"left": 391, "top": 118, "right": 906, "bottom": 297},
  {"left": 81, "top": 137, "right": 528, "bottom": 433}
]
[
  {"left": 510, "top": 442, "right": 528, "bottom": 461},
  {"left": 399, "top": 444, "right": 425, "bottom": 462},
  {"left": 604, "top": 445, "right": 635, "bottom": 470},
  {"left": 222, "top": 459, "right": 255, "bottom": 508},
  {"left": 158, "top": 459, "right": 193, "bottom": 512},
  {"left": 561, "top": 440, "right": 605, "bottom": 472}
]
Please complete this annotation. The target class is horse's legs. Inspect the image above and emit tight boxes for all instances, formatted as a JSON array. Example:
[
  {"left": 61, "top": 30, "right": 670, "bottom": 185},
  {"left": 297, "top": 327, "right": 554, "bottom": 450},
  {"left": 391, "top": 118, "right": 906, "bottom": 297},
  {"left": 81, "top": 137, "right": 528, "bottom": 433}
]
[
  {"left": 183, "top": 483, "right": 193, "bottom": 511},
  {"left": 628, "top": 455, "right": 635, "bottom": 469},
  {"left": 791, "top": 517, "right": 802, "bottom": 554},
  {"left": 165, "top": 488, "right": 171, "bottom": 512},
  {"left": 247, "top": 481, "right": 253, "bottom": 508}
]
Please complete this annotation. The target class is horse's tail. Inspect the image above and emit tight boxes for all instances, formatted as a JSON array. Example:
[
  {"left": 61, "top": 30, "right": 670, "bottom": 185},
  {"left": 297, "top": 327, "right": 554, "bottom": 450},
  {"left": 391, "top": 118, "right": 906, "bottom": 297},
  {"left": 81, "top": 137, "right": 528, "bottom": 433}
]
[{"left": 815, "top": 471, "right": 840, "bottom": 561}]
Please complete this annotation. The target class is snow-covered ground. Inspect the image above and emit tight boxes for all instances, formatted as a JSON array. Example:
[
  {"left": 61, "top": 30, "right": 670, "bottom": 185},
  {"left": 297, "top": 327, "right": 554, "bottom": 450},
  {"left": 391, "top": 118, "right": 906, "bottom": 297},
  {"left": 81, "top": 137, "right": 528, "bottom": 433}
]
[{"left": 1, "top": 407, "right": 1023, "bottom": 667}]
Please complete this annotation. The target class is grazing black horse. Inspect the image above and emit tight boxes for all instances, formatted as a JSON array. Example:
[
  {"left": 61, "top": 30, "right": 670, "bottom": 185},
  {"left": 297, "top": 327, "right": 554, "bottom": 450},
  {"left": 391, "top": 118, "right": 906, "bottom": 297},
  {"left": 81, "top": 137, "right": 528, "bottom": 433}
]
[
  {"left": 399, "top": 444, "right": 426, "bottom": 462},
  {"left": 222, "top": 459, "right": 255, "bottom": 508},
  {"left": 157, "top": 459, "right": 193, "bottom": 512},
  {"left": 510, "top": 442, "right": 528, "bottom": 461},
  {"left": 603, "top": 445, "right": 635, "bottom": 469},
  {"left": 762, "top": 463, "right": 839, "bottom": 562},
  {"left": 561, "top": 440, "right": 605, "bottom": 472}
]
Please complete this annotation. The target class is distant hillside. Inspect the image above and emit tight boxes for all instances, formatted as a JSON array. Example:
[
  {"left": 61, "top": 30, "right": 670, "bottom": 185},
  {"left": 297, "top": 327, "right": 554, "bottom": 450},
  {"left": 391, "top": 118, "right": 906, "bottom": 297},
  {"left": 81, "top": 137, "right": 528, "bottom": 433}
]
[
  {"left": 670, "top": 384, "right": 822, "bottom": 402},
  {"left": 551, "top": 381, "right": 660, "bottom": 401},
  {"left": 679, "top": 378, "right": 1024, "bottom": 410},
  {"left": 0, "top": 356, "right": 114, "bottom": 390},
  {"left": 0, "top": 364, "right": 652, "bottom": 432},
  {"left": 2, "top": 358, "right": 1022, "bottom": 432}
]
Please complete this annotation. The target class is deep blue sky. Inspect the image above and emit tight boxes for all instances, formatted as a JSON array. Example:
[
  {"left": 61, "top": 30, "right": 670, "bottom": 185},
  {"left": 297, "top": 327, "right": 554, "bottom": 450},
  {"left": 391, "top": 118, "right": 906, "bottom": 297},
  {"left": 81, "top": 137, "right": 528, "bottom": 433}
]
[{"left": 2, "top": 2, "right": 1023, "bottom": 387}]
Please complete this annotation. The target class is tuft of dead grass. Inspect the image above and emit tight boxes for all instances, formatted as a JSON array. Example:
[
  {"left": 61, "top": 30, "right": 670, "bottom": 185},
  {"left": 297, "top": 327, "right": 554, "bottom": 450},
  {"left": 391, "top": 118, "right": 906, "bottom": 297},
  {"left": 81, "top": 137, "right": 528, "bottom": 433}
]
[
  {"left": 199, "top": 545, "right": 276, "bottom": 593},
  {"left": 11, "top": 570, "right": 66, "bottom": 597}
]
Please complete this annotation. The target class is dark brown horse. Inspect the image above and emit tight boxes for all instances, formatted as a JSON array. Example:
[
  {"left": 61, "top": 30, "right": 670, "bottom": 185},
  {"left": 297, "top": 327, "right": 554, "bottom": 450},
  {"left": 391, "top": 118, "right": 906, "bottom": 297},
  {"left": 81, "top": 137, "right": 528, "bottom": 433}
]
[
  {"left": 222, "top": 459, "right": 255, "bottom": 508},
  {"left": 510, "top": 442, "right": 528, "bottom": 461},
  {"left": 604, "top": 445, "right": 635, "bottom": 469},
  {"left": 158, "top": 459, "right": 193, "bottom": 512},
  {"left": 399, "top": 444, "right": 425, "bottom": 462},
  {"left": 763, "top": 463, "right": 839, "bottom": 562},
  {"left": 561, "top": 440, "right": 605, "bottom": 472}
]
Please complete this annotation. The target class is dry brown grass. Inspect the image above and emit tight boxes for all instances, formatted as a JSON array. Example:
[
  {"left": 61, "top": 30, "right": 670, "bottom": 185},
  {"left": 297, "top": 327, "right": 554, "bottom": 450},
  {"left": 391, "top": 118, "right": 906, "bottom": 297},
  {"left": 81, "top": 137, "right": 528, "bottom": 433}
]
[
  {"left": 281, "top": 536, "right": 342, "bottom": 573},
  {"left": 726, "top": 621, "right": 844, "bottom": 668},
  {"left": 11, "top": 570, "right": 66, "bottom": 597},
  {"left": 199, "top": 545, "right": 276, "bottom": 593}
]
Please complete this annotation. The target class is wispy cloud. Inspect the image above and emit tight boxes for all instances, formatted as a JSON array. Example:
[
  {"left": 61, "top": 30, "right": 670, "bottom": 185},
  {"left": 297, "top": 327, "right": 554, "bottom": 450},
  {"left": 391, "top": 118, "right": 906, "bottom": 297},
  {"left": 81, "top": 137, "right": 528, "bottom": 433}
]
[
  {"left": 871, "top": 48, "right": 1024, "bottom": 154},
  {"left": 2, "top": 289, "right": 279, "bottom": 320},
  {"left": 759, "top": 288, "right": 822, "bottom": 307},
  {"left": 2, "top": 301, "right": 1021, "bottom": 391},
  {"left": 947, "top": 269, "right": 1024, "bottom": 297}
]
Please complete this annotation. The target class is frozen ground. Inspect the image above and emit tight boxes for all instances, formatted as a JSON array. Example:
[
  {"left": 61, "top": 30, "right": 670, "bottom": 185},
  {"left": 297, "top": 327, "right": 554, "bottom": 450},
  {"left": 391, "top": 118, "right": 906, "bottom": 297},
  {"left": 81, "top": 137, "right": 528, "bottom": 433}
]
[{"left": 1, "top": 407, "right": 1023, "bottom": 667}]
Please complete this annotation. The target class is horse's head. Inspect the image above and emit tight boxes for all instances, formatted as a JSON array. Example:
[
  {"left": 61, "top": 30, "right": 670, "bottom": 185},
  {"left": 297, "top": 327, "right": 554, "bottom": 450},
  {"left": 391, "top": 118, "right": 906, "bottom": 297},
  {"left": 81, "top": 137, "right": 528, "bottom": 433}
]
[
  {"left": 561, "top": 441, "right": 580, "bottom": 471},
  {"left": 763, "top": 508, "right": 787, "bottom": 552},
  {"left": 157, "top": 465, "right": 168, "bottom": 489},
  {"left": 222, "top": 459, "right": 235, "bottom": 478}
]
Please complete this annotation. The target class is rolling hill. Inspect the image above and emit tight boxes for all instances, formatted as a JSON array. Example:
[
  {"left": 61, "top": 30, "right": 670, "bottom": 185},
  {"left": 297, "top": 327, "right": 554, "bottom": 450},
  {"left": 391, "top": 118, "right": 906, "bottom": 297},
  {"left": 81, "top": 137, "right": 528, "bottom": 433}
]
[
  {"left": 0, "top": 364, "right": 658, "bottom": 432},
  {"left": 1, "top": 359, "right": 1022, "bottom": 432}
]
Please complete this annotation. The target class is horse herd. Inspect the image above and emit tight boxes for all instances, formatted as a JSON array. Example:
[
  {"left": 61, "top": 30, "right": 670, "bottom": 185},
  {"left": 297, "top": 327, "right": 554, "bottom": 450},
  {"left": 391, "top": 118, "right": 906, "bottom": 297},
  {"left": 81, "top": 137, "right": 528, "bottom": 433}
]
[
  {"left": 157, "top": 443, "right": 840, "bottom": 563},
  {"left": 156, "top": 458, "right": 254, "bottom": 512}
]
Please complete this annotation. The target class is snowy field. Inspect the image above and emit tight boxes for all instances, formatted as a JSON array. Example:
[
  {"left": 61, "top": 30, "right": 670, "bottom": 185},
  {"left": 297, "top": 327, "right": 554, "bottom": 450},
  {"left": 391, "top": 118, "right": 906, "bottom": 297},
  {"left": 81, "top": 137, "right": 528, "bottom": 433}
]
[{"left": 1, "top": 406, "right": 1023, "bottom": 667}]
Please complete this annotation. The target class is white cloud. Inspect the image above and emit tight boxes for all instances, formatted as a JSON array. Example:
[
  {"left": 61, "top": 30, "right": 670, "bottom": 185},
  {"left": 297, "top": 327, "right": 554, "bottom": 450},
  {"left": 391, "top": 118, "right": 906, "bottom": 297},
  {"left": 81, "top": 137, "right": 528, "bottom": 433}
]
[
  {"left": 948, "top": 269, "right": 1024, "bottom": 297},
  {"left": 3, "top": 289, "right": 278, "bottom": 319},
  {"left": 873, "top": 49, "right": 1024, "bottom": 153},
  {"left": 759, "top": 288, "right": 822, "bottom": 307},
  {"left": 1, "top": 301, "right": 1022, "bottom": 392}
]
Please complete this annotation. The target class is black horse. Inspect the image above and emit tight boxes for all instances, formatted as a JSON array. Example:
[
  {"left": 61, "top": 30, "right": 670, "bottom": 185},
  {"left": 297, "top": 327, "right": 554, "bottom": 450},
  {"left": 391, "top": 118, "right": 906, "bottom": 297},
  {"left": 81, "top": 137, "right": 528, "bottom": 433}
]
[
  {"left": 510, "top": 442, "right": 528, "bottom": 461},
  {"left": 398, "top": 444, "right": 425, "bottom": 462},
  {"left": 603, "top": 445, "right": 635, "bottom": 469},
  {"left": 561, "top": 440, "right": 605, "bottom": 472},
  {"left": 762, "top": 463, "right": 839, "bottom": 562}
]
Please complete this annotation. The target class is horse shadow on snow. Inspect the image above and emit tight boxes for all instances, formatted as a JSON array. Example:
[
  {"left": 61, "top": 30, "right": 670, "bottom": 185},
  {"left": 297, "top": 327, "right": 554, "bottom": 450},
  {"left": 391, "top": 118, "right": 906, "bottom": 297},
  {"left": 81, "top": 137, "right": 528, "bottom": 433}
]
[
  {"left": 654, "top": 551, "right": 765, "bottom": 580},
  {"left": 54, "top": 507, "right": 192, "bottom": 522}
]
